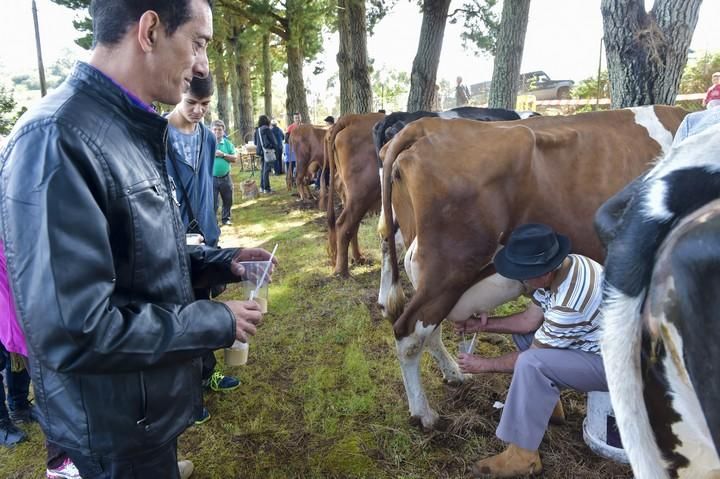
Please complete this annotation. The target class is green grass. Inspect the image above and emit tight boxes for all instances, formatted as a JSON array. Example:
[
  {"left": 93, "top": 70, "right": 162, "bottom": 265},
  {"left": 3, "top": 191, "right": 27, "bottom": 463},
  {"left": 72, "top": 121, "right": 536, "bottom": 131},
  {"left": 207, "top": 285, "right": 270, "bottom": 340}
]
[{"left": 0, "top": 171, "right": 632, "bottom": 478}]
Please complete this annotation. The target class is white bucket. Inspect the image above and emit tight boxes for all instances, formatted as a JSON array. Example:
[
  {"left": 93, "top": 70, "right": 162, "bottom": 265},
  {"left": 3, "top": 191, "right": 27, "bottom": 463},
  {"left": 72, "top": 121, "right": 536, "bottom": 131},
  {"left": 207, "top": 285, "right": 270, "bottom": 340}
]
[{"left": 582, "top": 391, "right": 629, "bottom": 464}]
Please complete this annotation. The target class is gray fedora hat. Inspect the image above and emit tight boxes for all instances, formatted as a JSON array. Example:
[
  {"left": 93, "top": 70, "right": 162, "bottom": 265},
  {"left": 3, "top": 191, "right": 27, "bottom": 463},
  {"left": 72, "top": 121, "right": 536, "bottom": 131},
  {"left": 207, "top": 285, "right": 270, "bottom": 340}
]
[{"left": 494, "top": 224, "right": 571, "bottom": 280}]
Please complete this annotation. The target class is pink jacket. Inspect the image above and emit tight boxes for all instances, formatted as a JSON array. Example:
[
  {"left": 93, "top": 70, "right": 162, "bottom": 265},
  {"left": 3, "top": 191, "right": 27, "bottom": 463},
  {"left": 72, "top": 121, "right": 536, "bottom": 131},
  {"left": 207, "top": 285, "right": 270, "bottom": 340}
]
[{"left": 0, "top": 240, "right": 27, "bottom": 356}]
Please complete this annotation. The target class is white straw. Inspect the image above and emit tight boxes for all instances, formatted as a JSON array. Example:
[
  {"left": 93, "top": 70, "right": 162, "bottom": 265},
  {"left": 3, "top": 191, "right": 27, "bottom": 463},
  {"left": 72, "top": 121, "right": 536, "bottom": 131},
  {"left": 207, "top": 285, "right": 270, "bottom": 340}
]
[
  {"left": 467, "top": 332, "right": 478, "bottom": 354},
  {"left": 253, "top": 243, "right": 278, "bottom": 298}
]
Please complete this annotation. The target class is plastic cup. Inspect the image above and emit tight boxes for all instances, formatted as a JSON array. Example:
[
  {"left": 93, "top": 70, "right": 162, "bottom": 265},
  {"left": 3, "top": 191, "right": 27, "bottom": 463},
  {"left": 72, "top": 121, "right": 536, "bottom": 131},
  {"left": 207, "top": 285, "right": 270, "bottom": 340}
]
[
  {"left": 458, "top": 338, "right": 476, "bottom": 355},
  {"left": 224, "top": 340, "right": 249, "bottom": 366},
  {"left": 185, "top": 233, "right": 204, "bottom": 246},
  {"left": 240, "top": 261, "right": 272, "bottom": 313}
]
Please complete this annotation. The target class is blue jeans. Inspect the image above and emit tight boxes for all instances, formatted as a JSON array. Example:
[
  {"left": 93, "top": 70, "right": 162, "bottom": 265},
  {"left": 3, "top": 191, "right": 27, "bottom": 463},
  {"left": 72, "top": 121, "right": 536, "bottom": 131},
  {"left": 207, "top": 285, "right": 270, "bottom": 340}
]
[
  {"left": 261, "top": 151, "right": 275, "bottom": 192},
  {"left": 0, "top": 343, "right": 31, "bottom": 419}
]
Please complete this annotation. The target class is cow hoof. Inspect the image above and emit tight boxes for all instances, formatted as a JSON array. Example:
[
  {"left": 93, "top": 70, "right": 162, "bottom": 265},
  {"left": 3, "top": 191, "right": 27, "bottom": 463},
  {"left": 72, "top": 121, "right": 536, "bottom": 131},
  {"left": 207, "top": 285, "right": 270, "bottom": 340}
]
[
  {"left": 351, "top": 256, "right": 373, "bottom": 266},
  {"left": 409, "top": 413, "right": 441, "bottom": 431}
]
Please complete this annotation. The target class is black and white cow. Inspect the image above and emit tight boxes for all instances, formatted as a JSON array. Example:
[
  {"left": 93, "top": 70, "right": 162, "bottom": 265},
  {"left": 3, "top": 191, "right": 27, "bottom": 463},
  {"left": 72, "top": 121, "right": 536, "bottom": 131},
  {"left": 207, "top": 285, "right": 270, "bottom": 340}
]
[{"left": 599, "top": 121, "right": 720, "bottom": 478}]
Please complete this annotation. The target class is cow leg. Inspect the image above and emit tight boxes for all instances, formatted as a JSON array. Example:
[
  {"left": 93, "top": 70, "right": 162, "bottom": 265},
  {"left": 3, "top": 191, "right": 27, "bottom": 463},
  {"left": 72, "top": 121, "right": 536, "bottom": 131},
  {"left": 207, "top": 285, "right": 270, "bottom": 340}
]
[
  {"left": 425, "top": 323, "right": 464, "bottom": 386},
  {"left": 349, "top": 223, "right": 365, "bottom": 266},
  {"left": 396, "top": 322, "right": 440, "bottom": 430},
  {"left": 334, "top": 198, "right": 368, "bottom": 275}
]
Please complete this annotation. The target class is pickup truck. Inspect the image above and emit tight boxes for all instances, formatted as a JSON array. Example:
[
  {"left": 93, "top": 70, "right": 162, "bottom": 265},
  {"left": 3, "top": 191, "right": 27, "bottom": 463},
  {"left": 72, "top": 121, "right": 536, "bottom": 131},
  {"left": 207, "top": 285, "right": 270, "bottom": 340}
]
[{"left": 519, "top": 71, "right": 574, "bottom": 100}]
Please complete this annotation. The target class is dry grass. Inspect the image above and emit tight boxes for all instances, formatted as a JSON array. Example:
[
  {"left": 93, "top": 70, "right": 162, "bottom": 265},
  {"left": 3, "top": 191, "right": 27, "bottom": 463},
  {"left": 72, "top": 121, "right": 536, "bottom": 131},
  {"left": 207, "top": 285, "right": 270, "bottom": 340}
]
[{"left": 0, "top": 172, "right": 633, "bottom": 478}]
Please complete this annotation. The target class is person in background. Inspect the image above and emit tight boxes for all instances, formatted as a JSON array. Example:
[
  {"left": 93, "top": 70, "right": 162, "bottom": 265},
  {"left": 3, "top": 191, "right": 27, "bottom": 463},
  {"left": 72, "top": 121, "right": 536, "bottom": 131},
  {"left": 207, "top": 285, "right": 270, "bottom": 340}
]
[
  {"left": 270, "top": 119, "right": 284, "bottom": 175},
  {"left": 0, "top": 343, "right": 30, "bottom": 447},
  {"left": 0, "top": 0, "right": 274, "bottom": 477},
  {"left": 323, "top": 115, "right": 335, "bottom": 126},
  {"left": 166, "top": 76, "right": 241, "bottom": 427},
  {"left": 254, "top": 115, "right": 281, "bottom": 194},
  {"left": 455, "top": 224, "right": 607, "bottom": 478},
  {"left": 283, "top": 130, "right": 296, "bottom": 190},
  {"left": 702, "top": 71, "right": 720, "bottom": 109},
  {"left": 456, "top": 75, "right": 471, "bottom": 107},
  {"left": 211, "top": 119, "right": 238, "bottom": 226},
  {"left": 287, "top": 112, "right": 302, "bottom": 134}
]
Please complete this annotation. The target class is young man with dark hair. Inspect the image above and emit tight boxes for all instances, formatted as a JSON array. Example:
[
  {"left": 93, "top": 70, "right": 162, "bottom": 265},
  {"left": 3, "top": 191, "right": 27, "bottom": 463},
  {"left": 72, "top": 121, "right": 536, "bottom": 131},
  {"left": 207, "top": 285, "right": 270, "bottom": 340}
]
[
  {"left": 270, "top": 119, "right": 284, "bottom": 175},
  {"left": 0, "top": 1, "right": 275, "bottom": 477},
  {"left": 254, "top": 115, "right": 281, "bottom": 194},
  {"left": 287, "top": 112, "right": 302, "bottom": 134},
  {"left": 166, "top": 75, "right": 241, "bottom": 426}
]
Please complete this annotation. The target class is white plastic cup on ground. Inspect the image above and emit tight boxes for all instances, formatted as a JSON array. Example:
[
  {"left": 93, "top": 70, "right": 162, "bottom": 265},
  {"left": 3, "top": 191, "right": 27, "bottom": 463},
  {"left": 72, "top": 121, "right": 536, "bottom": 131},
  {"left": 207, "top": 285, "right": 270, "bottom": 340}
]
[
  {"left": 224, "top": 340, "right": 249, "bottom": 366},
  {"left": 240, "top": 261, "right": 272, "bottom": 313}
]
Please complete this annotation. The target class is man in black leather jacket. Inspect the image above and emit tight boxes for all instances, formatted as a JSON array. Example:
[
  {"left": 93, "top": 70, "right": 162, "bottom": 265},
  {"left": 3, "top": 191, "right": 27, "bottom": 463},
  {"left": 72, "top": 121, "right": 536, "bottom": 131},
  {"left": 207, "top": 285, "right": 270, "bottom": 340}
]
[{"left": 0, "top": 1, "right": 274, "bottom": 477}]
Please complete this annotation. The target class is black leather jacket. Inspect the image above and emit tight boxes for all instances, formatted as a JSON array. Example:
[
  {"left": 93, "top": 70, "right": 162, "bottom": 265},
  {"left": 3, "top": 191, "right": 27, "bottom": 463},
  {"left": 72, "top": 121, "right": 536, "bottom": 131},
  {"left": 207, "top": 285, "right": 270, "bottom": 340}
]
[{"left": 0, "top": 62, "right": 238, "bottom": 458}]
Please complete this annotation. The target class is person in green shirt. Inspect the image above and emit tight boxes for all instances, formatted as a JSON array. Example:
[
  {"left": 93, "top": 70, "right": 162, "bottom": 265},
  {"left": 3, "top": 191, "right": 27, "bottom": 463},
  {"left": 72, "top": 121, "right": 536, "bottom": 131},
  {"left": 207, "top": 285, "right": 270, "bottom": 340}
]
[{"left": 212, "top": 120, "right": 237, "bottom": 226}]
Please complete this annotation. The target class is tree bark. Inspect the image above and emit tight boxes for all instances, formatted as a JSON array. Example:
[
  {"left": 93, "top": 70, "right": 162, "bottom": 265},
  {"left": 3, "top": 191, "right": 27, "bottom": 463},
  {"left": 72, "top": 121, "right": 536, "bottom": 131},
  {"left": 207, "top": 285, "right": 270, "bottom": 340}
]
[
  {"left": 348, "top": 0, "right": 372, "bottom": 113},
  {"left": 213, "top": 47, "right": 229, "bottom": 128},
  {"left": 286, "top": 41, "right": 309, "bottom": 125},
  {"left": 488, "top": 0, "right": 531, "bottom": 109},
  {"left": 601, "top": 0, "right": 701, "bottom": 107},
  {"left": 337, "top": 0, "right": 353, "bottom": 115},
  {"left": 406, "top": 0, "right": 451, "bottom": 112},
  {"left": 230, "top": 27, "right": 254, "bottom": 143},
  {"left": 262, "top": 33, "right": 273, "bottom": 116}
]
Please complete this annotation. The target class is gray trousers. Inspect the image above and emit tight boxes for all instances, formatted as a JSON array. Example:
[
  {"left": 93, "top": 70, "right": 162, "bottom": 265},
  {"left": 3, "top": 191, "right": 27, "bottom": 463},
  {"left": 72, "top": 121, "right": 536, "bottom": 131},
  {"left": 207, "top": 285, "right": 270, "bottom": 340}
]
[
  {"left": 496, "top": 334, "right": 608, "bottom": 450},
  {"left": 213, "top": 174, "right": 233, "bottom": 224}
]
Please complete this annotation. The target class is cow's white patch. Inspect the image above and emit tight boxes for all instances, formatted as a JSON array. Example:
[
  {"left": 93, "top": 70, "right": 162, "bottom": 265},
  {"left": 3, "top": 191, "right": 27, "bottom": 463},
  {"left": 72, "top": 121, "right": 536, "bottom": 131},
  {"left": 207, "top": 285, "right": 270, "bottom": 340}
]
[
  {"left": 446, "top": 273, "right": 524, "bottom": 322},
  {"left": 437, "top": 111, "right": 459, "bottom": 119},
  {"left": 602, "top": 285, "right": 670, "bottom": 479},
  {"left": 426, "top": 322, "right": 464, "bottom": 385},
  {"left": 404, "top": 237, "right": 419, "bottom": 289},
  {"left": 661, "top": 322, "right": 720, "bottom": 477},
  {"left": 396, "top": 322, "right": 440, "bottom": 428},
  {"left": 644, "top": 180, "right": 674, "bottom": 221},
  {"left": 630, "top": 106, "right": 674, "bottom": 159}
]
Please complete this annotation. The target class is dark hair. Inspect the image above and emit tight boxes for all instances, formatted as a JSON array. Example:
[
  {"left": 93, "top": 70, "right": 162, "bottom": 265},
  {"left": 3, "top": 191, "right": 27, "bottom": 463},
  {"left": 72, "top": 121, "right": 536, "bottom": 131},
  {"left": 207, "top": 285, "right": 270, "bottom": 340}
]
[
  {"left": 258, "top": 115, "right": 270, "bottom": 127},
  {"left": 188, "top": 73, "right": 214, "bottom": 98},
  {"left": 212, "top": 119, "right": 225, "bottom": 129},
  {"left": 323, "top": 115, "right": 335, "bottom": 124},
  {"left": 90, "top": 0, "right": 213, "bottom": 47}
]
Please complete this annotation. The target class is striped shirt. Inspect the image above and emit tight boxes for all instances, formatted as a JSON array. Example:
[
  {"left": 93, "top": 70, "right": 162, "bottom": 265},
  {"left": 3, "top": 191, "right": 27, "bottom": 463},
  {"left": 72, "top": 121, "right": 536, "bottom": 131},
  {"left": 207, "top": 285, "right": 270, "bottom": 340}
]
[{"left": 532, "top": 254, "right": 603, "bottom": 354}]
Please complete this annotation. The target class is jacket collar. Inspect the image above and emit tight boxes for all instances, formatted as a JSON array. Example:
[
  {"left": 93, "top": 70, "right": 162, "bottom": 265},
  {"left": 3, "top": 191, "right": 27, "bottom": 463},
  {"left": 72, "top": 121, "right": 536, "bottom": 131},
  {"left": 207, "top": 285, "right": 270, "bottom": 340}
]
[{"left": 67, "top": 62, "right": 168, "bottom": 136}]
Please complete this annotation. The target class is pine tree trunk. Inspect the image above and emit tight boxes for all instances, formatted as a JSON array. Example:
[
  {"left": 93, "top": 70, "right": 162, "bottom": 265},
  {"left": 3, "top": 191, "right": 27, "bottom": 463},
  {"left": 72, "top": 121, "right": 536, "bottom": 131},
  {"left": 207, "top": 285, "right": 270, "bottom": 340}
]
[
  {"left": 348, "top": 0, "right": 372, "bottom": 113},
  {"left": 213, "top": 50, "right": 229, "bottom": 128},
  {"left": 337, "top": 0, "right": 353, "bottom": 115},
  {"left": 601, "top": 0, "right": 701, "bottom": 107},
  {"left": 406, "top": 0, "right": 451, "bottom": 112},
  {"left": 230, "top": 27, "right": 254, "bottom": 143},
  {"left": 488, "top": 0, "right": 531, "bottom": 109},
  {"left": 286, "top": 41, "right": 309, "bottom": 125},
  {"left": 262, "top": 33, "right": 273, "bottom": 116},
  {"left": 227, "top": 47, "right": 242, "bottom": 143}
]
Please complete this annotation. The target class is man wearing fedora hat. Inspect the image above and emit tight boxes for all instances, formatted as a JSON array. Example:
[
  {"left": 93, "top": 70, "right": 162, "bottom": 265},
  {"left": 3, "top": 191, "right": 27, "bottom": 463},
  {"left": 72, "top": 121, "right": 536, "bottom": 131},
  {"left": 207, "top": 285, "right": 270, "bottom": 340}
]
[{"left": 455, "top": 223, "right": 608, "bottom": 478}]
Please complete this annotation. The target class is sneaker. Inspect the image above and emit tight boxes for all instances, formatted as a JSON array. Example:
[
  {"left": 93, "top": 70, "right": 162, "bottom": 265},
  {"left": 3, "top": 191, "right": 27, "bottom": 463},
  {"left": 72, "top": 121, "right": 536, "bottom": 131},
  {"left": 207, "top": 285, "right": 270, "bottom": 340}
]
[
  {"left": 9, "top": 405, "right": 39, "bottom": 424},
  {"left": 222, "top": 220, "right": 232, "bottom": 226},
  {"left": 194, "top": 407, "right": 211, "bottom": 425},
  {"left": 178, "top": 460, "right": 194, "bottom": 479},
  {"left": 46, "top": 457, "right": 81, "bottom": 479},
  {"left": 0, "top": 418, "right": 26, "bottom": 447},
  {"left": 209, "top": 370, "right": 240, "bottom": 392}
]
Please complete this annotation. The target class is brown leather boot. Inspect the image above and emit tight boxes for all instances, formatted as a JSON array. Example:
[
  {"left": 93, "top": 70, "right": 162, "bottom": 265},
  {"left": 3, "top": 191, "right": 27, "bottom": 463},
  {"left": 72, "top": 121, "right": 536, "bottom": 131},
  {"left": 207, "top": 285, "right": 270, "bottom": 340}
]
[
  {"left": 471, "top": 444, "right": 542, "bottom": 478},
  {"left": 549, "top": 399, "right": 565, "bottom": 425}
]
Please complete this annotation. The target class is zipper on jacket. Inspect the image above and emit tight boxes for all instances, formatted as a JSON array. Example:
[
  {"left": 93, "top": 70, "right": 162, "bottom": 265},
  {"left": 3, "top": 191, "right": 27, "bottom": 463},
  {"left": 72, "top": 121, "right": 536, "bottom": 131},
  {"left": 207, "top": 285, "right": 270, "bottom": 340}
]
[{"left": 137, "top": 371, "right": 149, "bottom": 431}]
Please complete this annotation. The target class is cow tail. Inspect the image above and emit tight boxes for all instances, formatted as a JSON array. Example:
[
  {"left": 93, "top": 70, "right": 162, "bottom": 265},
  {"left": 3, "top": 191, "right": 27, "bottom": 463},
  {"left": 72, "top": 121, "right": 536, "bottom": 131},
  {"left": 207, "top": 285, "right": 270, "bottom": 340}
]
[
  {"left": 381, "top": 132, "right": 407, "bottom": 323},
  {"left": 601, "top": 285, "right": 669, "bottom": 479},
  {"left": 325, "top": 123, "right": 339, "bottom": 268}
]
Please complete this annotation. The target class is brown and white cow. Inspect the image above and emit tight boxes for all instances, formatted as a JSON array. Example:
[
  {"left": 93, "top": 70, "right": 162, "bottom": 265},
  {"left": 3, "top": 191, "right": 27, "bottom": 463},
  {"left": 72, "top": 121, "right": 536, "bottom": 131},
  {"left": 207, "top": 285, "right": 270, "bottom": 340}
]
[
  {"left": 600, "top": 120, "right": 720, "bottom": 478},
  {"left": 378, "top": 105, "right": 687, "bottom": 430},
  {"left": 289, "top": 124, "right": 328, "bottom": 202},
  {"left": 326, "top": 113, "right": 385, "bottom": 276}
]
